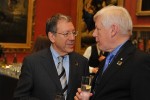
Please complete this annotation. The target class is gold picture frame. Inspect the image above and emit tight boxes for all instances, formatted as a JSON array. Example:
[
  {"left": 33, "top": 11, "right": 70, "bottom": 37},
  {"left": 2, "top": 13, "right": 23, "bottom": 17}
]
[
  {"left": 136, "top": 0, "right": 150, "bottom": 16},
  {"left": 75, "top": 0, "right": 124, "bottom": 54},
  {"left": 0, "top": 0, "right": 34, "bottom": 51}
]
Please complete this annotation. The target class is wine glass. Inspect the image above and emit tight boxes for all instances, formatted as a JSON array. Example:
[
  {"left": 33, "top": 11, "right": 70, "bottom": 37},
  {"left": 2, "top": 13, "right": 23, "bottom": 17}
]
[{"left": 81, "top": 76, "right": 92, "bottom": 92}]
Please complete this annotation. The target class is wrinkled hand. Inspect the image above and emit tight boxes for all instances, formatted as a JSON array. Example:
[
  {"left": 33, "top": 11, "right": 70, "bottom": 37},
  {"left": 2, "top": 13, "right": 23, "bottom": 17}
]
[{"left": 74, "top": 88, "right": 92, "bottom": 100}]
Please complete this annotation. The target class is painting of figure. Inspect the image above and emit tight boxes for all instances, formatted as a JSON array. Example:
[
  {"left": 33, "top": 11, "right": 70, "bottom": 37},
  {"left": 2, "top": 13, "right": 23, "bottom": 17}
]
[
  {"left": 81, "top": 0, "right": 121, "bottom": 49},
  {"left": 141, "top": 0, "right": 150, "bottom": 11},
  {"left": 0, "top": 0, "right": 28, "bottom": 43}
]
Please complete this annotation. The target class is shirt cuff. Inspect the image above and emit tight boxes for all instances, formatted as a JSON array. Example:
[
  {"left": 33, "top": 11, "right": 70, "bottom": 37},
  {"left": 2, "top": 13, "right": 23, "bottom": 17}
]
[{"left": 89, "top": 66, "right": 93, "bottom": 73}]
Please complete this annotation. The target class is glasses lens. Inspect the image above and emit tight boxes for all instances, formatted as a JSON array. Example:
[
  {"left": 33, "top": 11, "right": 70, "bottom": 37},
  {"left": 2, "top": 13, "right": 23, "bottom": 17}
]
[
  {"left": 57, "top": 31, "right": 78, "bottom": 37},
  {"left": 73, "top": 31, "right": 78, "bottom": 36}
]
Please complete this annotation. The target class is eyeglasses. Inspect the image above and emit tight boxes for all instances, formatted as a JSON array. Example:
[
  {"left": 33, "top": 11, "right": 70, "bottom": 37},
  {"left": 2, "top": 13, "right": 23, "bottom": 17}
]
[{"left": 56, "top": 31, "right": 78, "bottom": 37}]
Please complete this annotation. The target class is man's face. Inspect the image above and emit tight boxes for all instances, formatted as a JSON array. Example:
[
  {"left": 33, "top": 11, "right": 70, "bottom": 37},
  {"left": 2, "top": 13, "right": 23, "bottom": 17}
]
[
  {"left": 49, "top": 20, "right": 75, "bottom": 56},
  {"left": 93, "top": 17, "right": 112, "bottom": 52}
]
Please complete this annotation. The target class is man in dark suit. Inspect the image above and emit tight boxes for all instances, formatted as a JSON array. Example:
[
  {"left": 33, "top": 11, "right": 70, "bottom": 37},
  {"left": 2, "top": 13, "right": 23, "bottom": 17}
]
[
  {"left": 14, "top": 13, "right": 89, "bottom": 100},
  {"left": 74, "top": 6, "right": 150, "bottom": 100}
]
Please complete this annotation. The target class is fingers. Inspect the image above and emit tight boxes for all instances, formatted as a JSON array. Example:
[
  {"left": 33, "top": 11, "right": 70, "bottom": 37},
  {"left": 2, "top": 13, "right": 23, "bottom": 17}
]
[
  {"left": 78, "top": 88, "right": 81, "bottom": 93},
  {"left": 74, "top": 88, "right": 81, "bottom": 100},
  {"left": 74, "top": 92, "right": 80, "bottom": 100},
  {"left": 74, "top": 88, "right": 93, "bottom": 100},
  {"left": 89, "top": 93, "right": 93, "bottom": 96},
  {"left": 93, "top": 68, "right": 99, "bottom": 73},
  {"left": 74, "top": 95, "right": 78, "bottom": 100},
  {"left": 80, "top": 92, "right": 92, "bottom": 100}
]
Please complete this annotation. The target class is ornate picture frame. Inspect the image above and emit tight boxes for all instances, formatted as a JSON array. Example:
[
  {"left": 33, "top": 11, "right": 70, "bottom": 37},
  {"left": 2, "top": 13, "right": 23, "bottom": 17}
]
[
  {"left": 0, "top": 0, "right": 34, "bottom": 51},
  {"left": 136, "top": 0, "right": 150, "bottom": 16},
  {"left": 75, "top": 0, "right": 124, "bottom": 54}
]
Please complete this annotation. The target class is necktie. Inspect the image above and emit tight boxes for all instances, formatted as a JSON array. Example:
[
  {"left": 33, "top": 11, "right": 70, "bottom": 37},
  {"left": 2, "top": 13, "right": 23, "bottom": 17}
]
[
  {"left": 57, "top": 56, "right": 68, "bottom": 98},
  {"left": 92, "top": 53, "right": 114, "bottom": 99},
  {"left": 102, "top": 53, "right": 114, "bottom": 73}
]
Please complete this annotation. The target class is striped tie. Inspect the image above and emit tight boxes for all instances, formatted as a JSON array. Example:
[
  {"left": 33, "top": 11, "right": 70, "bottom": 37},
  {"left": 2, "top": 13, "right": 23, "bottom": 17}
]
[{"left": 57, "top": 56, "right": 68, "bottom": 98}]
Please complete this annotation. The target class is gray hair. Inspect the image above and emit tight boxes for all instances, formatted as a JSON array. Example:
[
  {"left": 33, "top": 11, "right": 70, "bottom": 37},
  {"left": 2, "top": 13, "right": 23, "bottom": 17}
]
[
  {"left": 94, "top": 6, "right": 133, "bottom": 35},
  {"left": 46, "top": 13, "right": 72, "bottom": 35}
]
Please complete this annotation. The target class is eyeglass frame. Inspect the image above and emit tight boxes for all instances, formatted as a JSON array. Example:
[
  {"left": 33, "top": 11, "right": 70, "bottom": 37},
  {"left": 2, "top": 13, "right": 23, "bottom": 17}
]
[{"left": 55, "top": 31, "right": 78, "bottom": 37}]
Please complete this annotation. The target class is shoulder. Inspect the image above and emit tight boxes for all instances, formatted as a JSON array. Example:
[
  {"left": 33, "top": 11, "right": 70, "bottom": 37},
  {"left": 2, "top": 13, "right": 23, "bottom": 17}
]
[
  {"left": 134, "top": 50, "right": 150, "bottom": 61},
  {"left": 25, "top": 48, "right": 50, "bottom": 61},
  {"left": 70, "top": 52, "right": 88, "bottom": 61},
  {"left": 126, "top": 48, "right": 150, "bottom": 70}
]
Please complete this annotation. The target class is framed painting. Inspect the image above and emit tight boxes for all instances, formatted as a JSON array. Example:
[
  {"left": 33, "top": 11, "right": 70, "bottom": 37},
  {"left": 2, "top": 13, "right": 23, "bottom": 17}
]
[
  {"left": 0, "top": 0, "right": 34, "bottom": 51},
  {"left": 131, "top": 25, "right": 150, "bottom": 53},
  {"left": 136, "top": 0, "right": 150, "bottom": 16},
  {"left": 75, "top": 0, "right": 124, "bottom": 54}
]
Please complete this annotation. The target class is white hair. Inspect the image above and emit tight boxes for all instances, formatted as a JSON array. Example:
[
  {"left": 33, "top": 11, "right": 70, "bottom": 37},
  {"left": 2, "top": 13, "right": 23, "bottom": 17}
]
[{"left": 94, "top": 6, "right": 133, "bottom": 35}]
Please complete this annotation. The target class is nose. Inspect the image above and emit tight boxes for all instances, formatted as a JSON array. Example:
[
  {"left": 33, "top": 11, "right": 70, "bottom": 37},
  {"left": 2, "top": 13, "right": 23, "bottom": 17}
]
[
  {"left": 92, "top": 29, "right": 97, "bottom": 37},
  {"left": 68, "top": 33, "right": 75, "bottom": 40}
]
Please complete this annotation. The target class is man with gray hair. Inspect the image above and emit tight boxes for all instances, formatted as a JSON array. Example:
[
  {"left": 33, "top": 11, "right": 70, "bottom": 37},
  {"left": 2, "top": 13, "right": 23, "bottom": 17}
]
[{"left": 74, "top": 6, "right": 150, "bottom": 100}]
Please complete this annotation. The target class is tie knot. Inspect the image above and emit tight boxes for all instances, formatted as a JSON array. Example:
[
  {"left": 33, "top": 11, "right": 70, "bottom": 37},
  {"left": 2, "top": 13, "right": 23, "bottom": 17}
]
[
  {"left": 102, "top": 53, "right": 114, "bottom": 73},
  {"left": 58, "top": 56, "right": 63, "bottom": 63}
]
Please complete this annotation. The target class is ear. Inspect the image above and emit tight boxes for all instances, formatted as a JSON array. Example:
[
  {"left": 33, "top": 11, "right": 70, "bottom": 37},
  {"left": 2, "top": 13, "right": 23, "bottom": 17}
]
[
  {"left": 47, "top": 32, "right": 55, "bottom": 43},
  {"left": 111, "top": 24, "right": 119, "bottom": 37}
]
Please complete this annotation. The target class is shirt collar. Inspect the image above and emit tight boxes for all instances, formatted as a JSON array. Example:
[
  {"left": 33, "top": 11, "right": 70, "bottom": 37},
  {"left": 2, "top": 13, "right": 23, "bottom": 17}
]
[
  {"left": 50, "top": 45, "right": 69, "bottom": 61},
  {"left": 50, "top": 45, "right": 60, "bottom": 59},
  {"left": 111, "top": 40, "right": 128, "bottom": 56}
]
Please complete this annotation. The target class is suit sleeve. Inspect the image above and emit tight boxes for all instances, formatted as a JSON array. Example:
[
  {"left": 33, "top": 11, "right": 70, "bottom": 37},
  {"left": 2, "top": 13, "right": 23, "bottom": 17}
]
[
  {"left": 131, "top": 54, "right": 150, "bottom": 100},
  {"left": 13, "top": 57, "right": 40, "bottom": 100},
  {"left": 83, "top": 57, "right": 90, "bottom": 76}
]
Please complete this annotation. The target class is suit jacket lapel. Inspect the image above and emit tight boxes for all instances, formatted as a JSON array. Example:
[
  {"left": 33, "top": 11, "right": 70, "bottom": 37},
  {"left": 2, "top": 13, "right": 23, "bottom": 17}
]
[
  {"left": 41, "top": 49, "right": 62, "bottom": 90},
  {"left": 94, "top": 40, "right": 136, "bottom": 94}
]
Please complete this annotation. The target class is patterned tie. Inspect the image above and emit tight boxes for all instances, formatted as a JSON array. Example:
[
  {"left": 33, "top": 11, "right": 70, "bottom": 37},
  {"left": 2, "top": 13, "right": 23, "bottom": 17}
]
[
  {"left": 57, "top": 56, "right": 68, "bottom": 98},
  {"left": 102, "top": 53, "right": 114, "bottom": 73}
]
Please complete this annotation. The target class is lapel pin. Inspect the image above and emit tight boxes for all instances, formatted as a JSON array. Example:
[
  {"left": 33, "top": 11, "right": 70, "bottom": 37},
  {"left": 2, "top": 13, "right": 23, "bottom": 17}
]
[
  {"left": 117, "top": 58, "right": 123, "bottom": 66},
  {"left": 117, "top": 61, "right": 123, "bottom": 66},
  {"left": 75, "top": 61, "right": 78, "bottom": 66}
]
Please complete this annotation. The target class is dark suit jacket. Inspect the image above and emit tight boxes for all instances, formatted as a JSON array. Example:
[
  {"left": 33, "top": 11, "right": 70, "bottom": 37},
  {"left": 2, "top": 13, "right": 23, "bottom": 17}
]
[
  {"left": 91, "top": 40, "right": 150, "bottom": 100},
  {"left": 14, "top": 48, "right": 89, "bottom": 100}
]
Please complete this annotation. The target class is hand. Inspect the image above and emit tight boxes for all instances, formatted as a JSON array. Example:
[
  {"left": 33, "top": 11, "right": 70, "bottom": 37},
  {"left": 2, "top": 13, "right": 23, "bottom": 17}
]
[
  {"left": 99, "top": 55, "right": 106, "bottom": 61},
  {"left": 92, "top": 67, "right": 99, "bottom": 74},
  {"left": 74, "top": 88, "right": 92, "bottom": 100}
]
